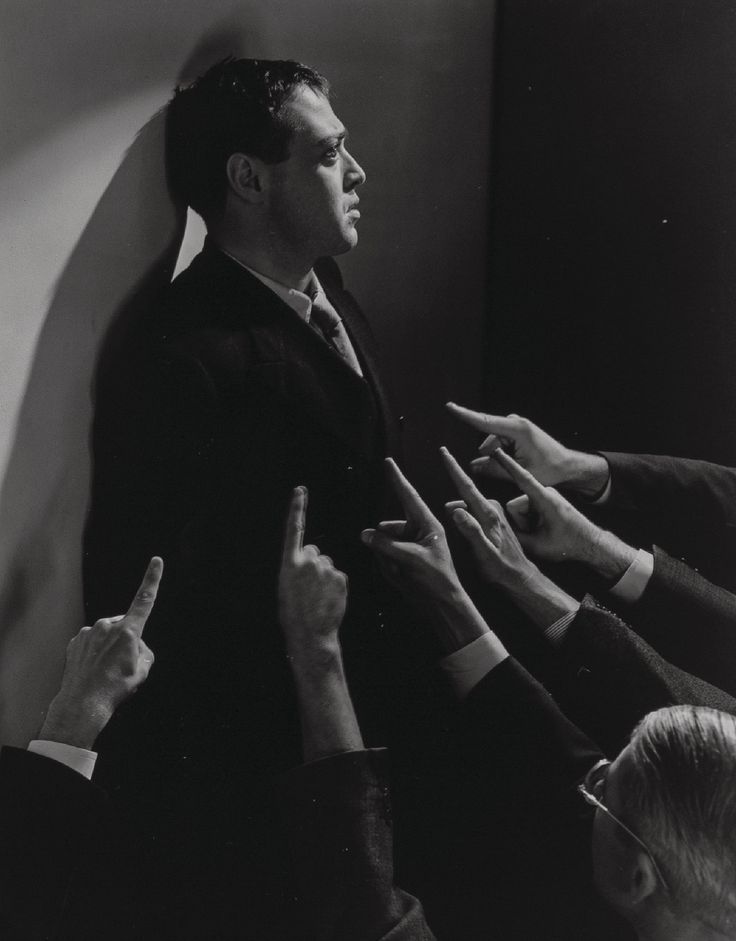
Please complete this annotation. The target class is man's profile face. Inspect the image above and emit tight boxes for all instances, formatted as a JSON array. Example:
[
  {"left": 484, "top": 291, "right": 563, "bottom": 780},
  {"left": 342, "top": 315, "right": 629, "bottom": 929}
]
[{"left": 266, "top": 87, "right": 366, "bottom": 263}]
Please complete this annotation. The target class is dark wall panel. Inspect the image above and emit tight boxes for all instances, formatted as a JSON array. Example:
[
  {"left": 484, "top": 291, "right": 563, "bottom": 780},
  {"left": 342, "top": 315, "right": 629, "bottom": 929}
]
[{"left": 488, "top": 0, "right": 736, "bottom": 463}]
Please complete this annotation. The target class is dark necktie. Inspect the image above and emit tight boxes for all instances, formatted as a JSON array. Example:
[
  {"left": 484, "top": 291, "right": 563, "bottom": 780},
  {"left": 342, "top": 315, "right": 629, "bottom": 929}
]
[{"left": 309, "top": 290, "right": 363, "bottom": 377}]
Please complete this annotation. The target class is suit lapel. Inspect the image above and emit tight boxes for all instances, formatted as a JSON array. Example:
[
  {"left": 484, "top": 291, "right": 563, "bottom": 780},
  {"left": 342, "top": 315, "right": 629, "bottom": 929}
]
[
  {"left": 200, "top": 247, "right": 381, "bottom": 459},
  {"left": 319, "top": 268, "right": 401, "bottom": 460}
]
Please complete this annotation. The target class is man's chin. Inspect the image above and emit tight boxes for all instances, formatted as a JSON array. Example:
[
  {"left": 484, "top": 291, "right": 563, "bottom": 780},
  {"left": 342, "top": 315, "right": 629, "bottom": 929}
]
[{"left": 330, "top": 230, "right": 359, "bottom": 256}]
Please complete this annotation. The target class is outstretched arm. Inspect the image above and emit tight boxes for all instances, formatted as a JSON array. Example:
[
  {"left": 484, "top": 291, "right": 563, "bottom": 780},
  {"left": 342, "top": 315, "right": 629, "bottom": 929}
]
[
  {"left": 446, "top": 403, "right": 610, "bottom": 498},
  {"left": 278, "top": 486, "right": 361, "bottom": 763},
  {"left": 277, "top": 487, "right": 435, "bottom": 941},
  {"left": 38, "top": 556, "right": 161, "bottom": 757},
  {"left": 0, "top": 557, "right": 162, "bottom": 941}
]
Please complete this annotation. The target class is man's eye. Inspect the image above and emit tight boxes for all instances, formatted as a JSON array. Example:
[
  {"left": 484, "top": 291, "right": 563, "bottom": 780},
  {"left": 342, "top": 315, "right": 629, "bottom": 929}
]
[{"left": 322, "top": 147, "right": 339, "bottom": 164}]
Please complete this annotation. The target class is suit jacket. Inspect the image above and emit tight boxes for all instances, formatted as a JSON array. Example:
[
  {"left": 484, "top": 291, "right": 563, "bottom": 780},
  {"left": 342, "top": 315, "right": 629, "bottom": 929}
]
[
  {"left": 306, "top": 662, "right": 631, "bottom": 941},
  {"left": 543, "top": 595, "right": 736, "bottom": 755},
  {"left": 80, "top": 241, "right": 435, "bottom": 939},
  {"left": 449, "top": 658, "right": 634, "bottom": 940},
  {"left": 602, "top": 450, "right": 736, "bottom": 525},
  {"left": 0, "top": 747, "right": 105, "bottom": 941},
  {"left": 279, "top": 749, "right": 435, "bottom": 941},
  {"left": 599, "top": 451, "right": 736, "bottom": 696}
]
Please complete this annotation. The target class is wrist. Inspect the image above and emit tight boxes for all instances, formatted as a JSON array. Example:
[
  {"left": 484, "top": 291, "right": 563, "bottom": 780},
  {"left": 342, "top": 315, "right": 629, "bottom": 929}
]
[
  {"left": 503, "top": 568, "right": 578, "bottom": 630},
  {"left": 587, "top": 528, "right": 638, "bottom": 583},
  {"left": 287, "top": 636, "right": 344, "bottom": 683},
  {"left": 431, "top": 584, "right": 491, "bottom": 654},
  {"left": 497, "top": 558, "right": 541, "bottom": 596},
  {"left": 560, "top": 450, "right": 610, "bottom": 499},
  {"left": 38, "top": 695, "right": 110, "bottom": 750}
]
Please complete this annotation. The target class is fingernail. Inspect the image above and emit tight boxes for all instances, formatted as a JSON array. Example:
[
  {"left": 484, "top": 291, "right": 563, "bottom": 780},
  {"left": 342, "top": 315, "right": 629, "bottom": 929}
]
[
  {"left": 439, "top": 445, "right": 449, "bottom": 455},
  {"left": 360, "top": 530, "right": 374, "bottom": 545}
]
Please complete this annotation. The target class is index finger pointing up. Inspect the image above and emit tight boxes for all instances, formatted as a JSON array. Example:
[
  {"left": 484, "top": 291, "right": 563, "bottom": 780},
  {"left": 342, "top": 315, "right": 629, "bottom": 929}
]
[
  {"left": 384, "top": 458, "right": 436, "bottom": 528},
  {"left": 439, "top": 446, "right": 489, "bottom": 520},
  {"left": 125, "top": 556, "right": 164, "bottom": 637},
  {"left": 492, "top": 449, "right": 547, "bottom": 501},
  {"left": 283, "top": 486, "right": 308, "bottom": 559}
]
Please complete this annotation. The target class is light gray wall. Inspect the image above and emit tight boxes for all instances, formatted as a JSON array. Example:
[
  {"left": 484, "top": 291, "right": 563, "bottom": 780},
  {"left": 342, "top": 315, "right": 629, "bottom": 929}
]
[{"left": 0, "top": 0, "right": 494, "bottom": 743}]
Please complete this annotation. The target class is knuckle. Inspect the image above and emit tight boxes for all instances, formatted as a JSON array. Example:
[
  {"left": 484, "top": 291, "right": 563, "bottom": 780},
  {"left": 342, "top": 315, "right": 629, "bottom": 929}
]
[{"left": 118, "top": 625, "right": 138, "bottom": 645}]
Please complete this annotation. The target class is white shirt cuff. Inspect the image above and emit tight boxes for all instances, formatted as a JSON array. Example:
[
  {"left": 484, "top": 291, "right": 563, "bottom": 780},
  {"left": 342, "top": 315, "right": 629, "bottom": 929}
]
[
  {"left": 439, "top": 632, "right": 509, "bottom": 700},
  {"left": 28, "top": 740, "right": 97, "bottom": 781},
  {"left": 608, "top": 548, "right": 654, "bottom": 604},
  {"left": 543, "top": 606, "right": 581, "bottom": 647},
  {"left": 591, "top": 475, "right": 612, "bottom": 505}
]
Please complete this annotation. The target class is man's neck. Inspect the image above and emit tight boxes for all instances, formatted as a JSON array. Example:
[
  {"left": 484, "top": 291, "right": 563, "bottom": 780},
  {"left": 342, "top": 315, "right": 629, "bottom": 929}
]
[{"left": 212, "top": 235, "right": 314, "bottom": 293}]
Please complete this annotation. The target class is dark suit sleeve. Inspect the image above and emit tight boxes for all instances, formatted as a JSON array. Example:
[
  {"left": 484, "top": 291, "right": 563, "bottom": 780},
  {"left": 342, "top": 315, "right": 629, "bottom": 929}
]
[
  {"left": 620, "top": 546, "right": 736, "bottom": 698},
  {"left": 278, "top": 749, "right": 436, "bottom": 941},
  {"left": 464, "top": 656, "right": 604, "bottom": 785},
  {"left": 602, "top": 451, "right": 736, "bottom": 526},
  {"left": 0, "top": 747, "right": 106, "bottom": 941},
  {"left": 547, "top": 595, "right": 736, "bottom": 754}
]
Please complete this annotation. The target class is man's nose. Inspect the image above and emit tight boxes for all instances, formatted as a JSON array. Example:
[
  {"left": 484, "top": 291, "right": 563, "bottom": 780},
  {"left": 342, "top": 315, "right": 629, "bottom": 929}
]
[{"left": 344, "top": 148, "right": 367, "bottom": 189}]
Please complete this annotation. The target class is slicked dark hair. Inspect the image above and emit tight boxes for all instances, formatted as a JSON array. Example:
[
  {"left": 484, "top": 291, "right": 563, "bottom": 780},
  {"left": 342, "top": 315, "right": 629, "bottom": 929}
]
[{"left": 166, "top": 57, "right": 329, "bottom": 223}]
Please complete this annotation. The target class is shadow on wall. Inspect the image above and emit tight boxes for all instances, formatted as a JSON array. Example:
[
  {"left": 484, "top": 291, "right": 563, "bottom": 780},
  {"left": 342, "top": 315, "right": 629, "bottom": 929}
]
[{"left": 0, "top": 30, "right": 249, "bottom": 745}]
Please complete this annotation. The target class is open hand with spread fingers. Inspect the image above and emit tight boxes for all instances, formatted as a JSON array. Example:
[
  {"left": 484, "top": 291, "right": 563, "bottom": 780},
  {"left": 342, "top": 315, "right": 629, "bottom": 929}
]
[
  {"left": 439, "top": 446, "right": 539, "bottom": 593},
  {"left": 362, "top": 458, "right": 490, "bottom": 653},
  {"left": 39, "top": 556, "right": 162, "bottom": 750},
  {"left": 278, "top": 486, "right": 348, "bottom": 665},
  {"left": 446, "top": 402, "right": 610, "bottom": 498}
]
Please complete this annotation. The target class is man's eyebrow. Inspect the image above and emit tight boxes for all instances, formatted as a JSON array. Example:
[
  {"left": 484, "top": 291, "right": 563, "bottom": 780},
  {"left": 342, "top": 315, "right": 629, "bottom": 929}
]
[{"left": 314, "top": 128, "right": 348, "bottom": 148}]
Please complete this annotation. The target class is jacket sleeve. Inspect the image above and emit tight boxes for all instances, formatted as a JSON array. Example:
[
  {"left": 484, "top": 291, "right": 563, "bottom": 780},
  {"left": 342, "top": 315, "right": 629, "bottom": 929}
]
[
  {"left": 463, "top": 656, "right": 605, "bottom": 787},
  {"left": 621, "top": 546, "right": 736, "bottom": 699},
  {"left": 278, "top": 749, "right": 436, "bottom": 941},
  {"left": 0, "top": 746, "right": 107, "bottom": 941},
  {"left": 548, "top": 595, "right": 736, "bottom": 754},
  {"left": 602, "top": 451, "right": 736, "bottom": 526}
]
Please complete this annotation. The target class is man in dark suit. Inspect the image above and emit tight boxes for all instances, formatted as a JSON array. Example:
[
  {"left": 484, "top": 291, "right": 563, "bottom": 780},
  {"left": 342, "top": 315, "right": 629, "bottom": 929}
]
[
  {"left": 446, "top": 404, "right": 736, "bottom": 697},
  {"left": 82, "top": 58, "right": 418, "bottom": 938}
]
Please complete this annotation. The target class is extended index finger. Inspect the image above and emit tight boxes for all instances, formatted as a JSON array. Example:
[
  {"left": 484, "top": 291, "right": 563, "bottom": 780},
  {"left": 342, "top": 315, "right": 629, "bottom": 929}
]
[
  {"left": 124, "top": 556, "right": 164, "bottom": 637},
  {"left": 446, "top": 402, "right": 518, "bottom": 437},
  {"left": 283, "top": 486, "right": 308, "bottom": 559},
  {"left": 492, "top": 449, "right": 547, "bottom": 501},
  {"left": 439, "top": 447, "right": 490, "bottom": 520},
  {"left": 385, "top": 458, "right": 436, "bottom": 528}
]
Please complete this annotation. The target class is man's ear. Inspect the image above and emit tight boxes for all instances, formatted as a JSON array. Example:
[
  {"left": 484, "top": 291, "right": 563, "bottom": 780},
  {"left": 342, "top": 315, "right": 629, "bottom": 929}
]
[
  {"left": 628, "top": 851, "right": 659, "bottom": 907},
  {"left": 226, "top": 153, "right": 266, "bottom": 204}
]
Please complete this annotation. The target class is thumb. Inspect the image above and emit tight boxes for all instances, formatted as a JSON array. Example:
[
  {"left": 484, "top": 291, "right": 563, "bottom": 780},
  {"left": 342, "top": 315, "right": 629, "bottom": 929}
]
[
  {"left": 361, "top": 528, "right": 409, "bottom": 563},
  {"left": 506, "top": 494, "right": 533, "bottom": 532}
]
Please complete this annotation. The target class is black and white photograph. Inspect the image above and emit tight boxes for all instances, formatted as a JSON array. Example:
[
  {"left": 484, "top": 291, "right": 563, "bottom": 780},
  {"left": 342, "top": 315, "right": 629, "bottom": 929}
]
[{"left": 0, "top": 1, "right": 735, "bottom": 938}]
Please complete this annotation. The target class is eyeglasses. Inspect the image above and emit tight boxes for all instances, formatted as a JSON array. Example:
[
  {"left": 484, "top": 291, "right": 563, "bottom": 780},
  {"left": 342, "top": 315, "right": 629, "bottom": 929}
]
[{"left": 578, "top": 759, "right": 670, "bottom": 894}]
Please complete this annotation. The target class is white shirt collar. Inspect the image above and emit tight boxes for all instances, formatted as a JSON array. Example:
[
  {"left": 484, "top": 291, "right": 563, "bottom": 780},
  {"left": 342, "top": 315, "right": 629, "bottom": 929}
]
[{"left": 218, "top": 248, "right": 320, "bottom": 323}]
